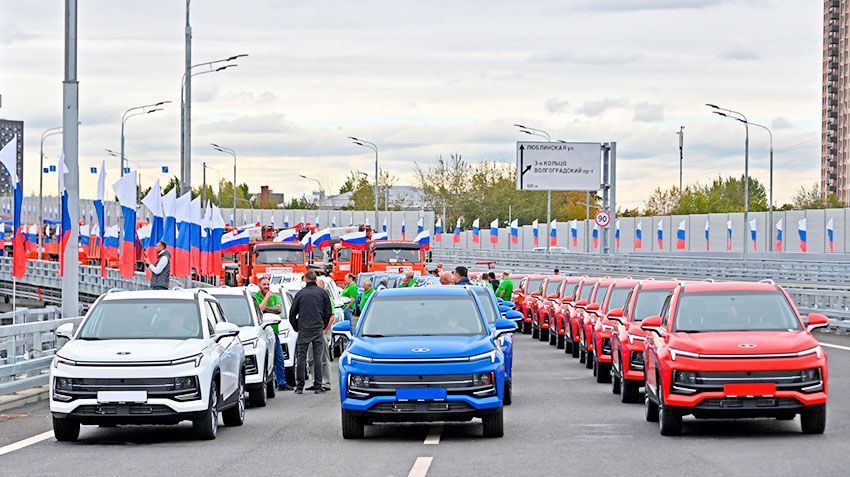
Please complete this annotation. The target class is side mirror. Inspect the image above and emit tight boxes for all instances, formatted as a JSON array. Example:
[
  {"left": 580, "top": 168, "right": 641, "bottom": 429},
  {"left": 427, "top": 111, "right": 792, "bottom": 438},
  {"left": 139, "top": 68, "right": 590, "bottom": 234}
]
[
  {"left": 261, "top": 313, "right": 282, "bottom": 329},
  {"left": 214, "top": 322, "right": 240, "bottom": 342},
  {"left": 640, "top": 316, "right": 663, "bottom": 334},
  {"left": 56, "top": 322, "right": 74, "bottom": 341},
  {"left": 607, "top": 308, "right": 625, "bottom": 323},
  {"left": 496, "top": 298, "right": 504, "bottom": 305},
  {"left": 575, "top": 299, "right": 588, "bottom": 309},
  {"left": 498, "top": 305, "right": 511, "bottom": 314},
  {"left": 586, "top": 303, "right": 600, "bottom": 311},
  {"left": 560, "top": 296, "right": 573, "bottom": 304},
  {"left": 502, "top": 301, "right": 515, "bottom": 309},
  {"left": 494, "top": 318, "right": 517, "bottom": 338},
  {"left": 547, "top": 293, "right": 558, "bottom": 300},
  {"left": 806, "top": 313, "right": 830, "bottom": 333},
  {"left": 531, "top": 291, "right": 540, "bottom": 297},
  {"left": 504, "top": 310, "right": 523, "bottom": 323},
  {"left": 332, "top": 320, "right": 352, "bottom": 340}
]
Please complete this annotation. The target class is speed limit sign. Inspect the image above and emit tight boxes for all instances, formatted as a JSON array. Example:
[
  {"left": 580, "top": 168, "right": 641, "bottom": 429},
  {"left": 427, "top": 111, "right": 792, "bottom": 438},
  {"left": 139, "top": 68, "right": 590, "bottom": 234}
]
[{"left": 594, "top": 210, "right": 611, "bottom": 228}]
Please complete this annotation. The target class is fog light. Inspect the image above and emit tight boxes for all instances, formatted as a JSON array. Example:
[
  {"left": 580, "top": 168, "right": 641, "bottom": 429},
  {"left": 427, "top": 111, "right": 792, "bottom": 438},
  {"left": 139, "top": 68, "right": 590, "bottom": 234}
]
[
  {"left": 473, "top": 372, "right": 494, "bottom": 387},
  {"left": 629, "top": 351, "right": 645, "bottom": 370},
  {"left": 174, "top": 376, "right": 197, "bottom": 390},
  {"left": 800, "top": 368, "right": 819, "bottom": 382},
  {"left": 350, "top": 374, "right": 371, "bottom": 388},
  {"left": 674, "top": 370, "right": 697, "bottom": 385}
]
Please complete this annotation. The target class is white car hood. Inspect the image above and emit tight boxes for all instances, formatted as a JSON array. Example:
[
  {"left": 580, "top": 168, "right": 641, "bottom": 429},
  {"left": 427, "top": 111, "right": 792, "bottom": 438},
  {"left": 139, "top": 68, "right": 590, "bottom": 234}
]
[
  {"left": 58, "top": 339, "right": 206, "bottom": 363},
  {"left": 237, "top": 327, "right": 260, "bottom": 341}
]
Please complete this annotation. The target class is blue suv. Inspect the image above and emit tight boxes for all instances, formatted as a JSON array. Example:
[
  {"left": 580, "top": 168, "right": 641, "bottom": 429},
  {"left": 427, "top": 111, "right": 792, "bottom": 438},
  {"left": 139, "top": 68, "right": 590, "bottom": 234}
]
[{"left": 332, "top": 286, "right": 516, "bottom": 439}]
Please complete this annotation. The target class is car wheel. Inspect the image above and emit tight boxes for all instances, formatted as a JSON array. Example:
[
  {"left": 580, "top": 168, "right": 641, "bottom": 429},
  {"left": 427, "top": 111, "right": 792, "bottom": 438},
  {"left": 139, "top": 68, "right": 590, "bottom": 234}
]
[
  {"left": 644, "top": 388, "right": 659, "bottom": 422},
  {"left": 266, "top": 376, "right": 277, "bottom": 399},
  {"left": 248, "top": 373, "right": 268, "bottom": 408},
  {"left": 556, "top": 333, "right": 565, "bottom": 349},
  {"left": 621, "top": 377, "right": 641, "bottom": 404},
  {"left": 482, "top": 407, "right": 504, "bottom": 438},
  {"left": 222, "top": 374, "right": 246, "bottom": 427},
  {"left": 341, "top": 408, "right": 365, "bottom": 439},
  {"left": 596, "top": 361, "right": 611, "bottom": 384},
  {"left": 503, "top": 380, "right": 512, "bottom": 406},
  {"left": 548, "top": 326, "right": 556, "bottom": 346},
  {"left": 52, "top": 417, "right": 80, "bottom": 442},
  {"left": 611, "top": 366, "right": 621, "bottom": 395},
  {"left": 522, "top": 321, "right": 531, "bottom": 334},
  {"left": 531, "top": 325, "right": 540, "bottom": 340},
  {"left": 585, "top": 350, "right": 594, "bottom": 369},
  {"left": 592, "top": 356, "right": 598, "bottom": 377},
  {"left": 193, "top": 380, "right": 219, "bottom": 440},
  {"left": 571, "top": 338, "right": 580, "bottom": 358},
  {"left": 800, "top": 405, "right": 826, "bottom": 434},
  {"left": 658, "top": 393, "right": 682, "bottom": 436},
  {"left": 539, "top": 327, "right": 548, "bottom": 342}
]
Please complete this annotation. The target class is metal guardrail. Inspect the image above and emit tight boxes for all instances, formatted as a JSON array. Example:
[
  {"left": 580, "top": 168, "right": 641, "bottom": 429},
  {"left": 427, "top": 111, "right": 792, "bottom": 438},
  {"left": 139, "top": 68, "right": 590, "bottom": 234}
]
[{"left": 0, "top": 307, "right": 83, "bottom": 396}]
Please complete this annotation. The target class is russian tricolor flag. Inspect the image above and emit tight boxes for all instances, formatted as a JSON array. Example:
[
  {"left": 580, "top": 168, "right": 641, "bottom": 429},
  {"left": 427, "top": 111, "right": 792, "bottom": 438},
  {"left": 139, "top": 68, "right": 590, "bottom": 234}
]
[
  {"left": 383, "top": 217, "right": 387, "bottom": 233},
  {"left": 160, "top": 188, "right": 177, "bottom": 257},
  {"left": 510, "top": 219, "right": 518, "bottom": 244},
  {"left": 453, "top": 218, "right": 461, "bottom": 244},
  {"left": 552, "top": 219, "right": 559, "bottom": 247},
  {"left": 592, "top": 224, "right": 599, "bottom": 249},
  {"left": 569, "top": 219, "right": 578, "bottom": 247},
  {"left": 222, "top": 229, "right": 250, "bottom": 254},
  {"left": 705, "top": 219, "right": 710, "bottom": 251},
  {"left": 798, "top": 218, "right": 807, "bottom": 252},
  {"left": 749, "top": 219, "right": 757, "bottom": 251},
  {"left": 417, "top": 217, "right": 424, "bottom": 234},
  {"left": 173, "top": 192, "right": 193, "bottom": 278},
  {"left": 211, "top": 205, "right": 225, "bottom": 274},
  {"left": 490, "top": 219, "right": 498, "bottom": 244},
  {"left": 137, "top": 223, "right": 152, "bottom": 254},
  {"left": 112, "top": 171, "right": 138, "bottom": 279},
  {"left": 332, "top": 216, "right": 337, "bottom": 227},
  {"left": 372, "top": 232, "right": 388, "bottom": 241},
  {"left": 104, "top": 225, "right": 120, "bottom": 263},
  {"left": 435, "top": 218, "right": 442, "bottom": 243},
  {"left": 676, "top": 219, "right": 686, "bottom": 250},
  {"left": 315, "top": 215, "right": 320, "bottom": 229},
  {"left": 79, "top": 224, "right": 91, "bottom": 256},
  {"left": 635, "top": 221, "right": 642, "bottom": 249},
  {"left": 727, "top": 220, "right": 733, "bottom": 251},
  {"left": 615, "top": 219, "right": 620, "bottom": 249},
  {"left": 190, "top": 197, "right": 202, "bottom": 274},
  {"left": 274, "top": 228, "right": 297, "bottom": 243},
  {"left": 656, "top": 220, "right": 663, "bottom": 249},
  {"left": 58, "top": 153, "right": 71, "bottom": 276},
  {"left": 472, "top": 218, "right": 480, "bottom": 244},
  {"left": 776, "top": 218, "right": 783, "bottom": 252},
  {"left": 284, "top": 215, "right": 290, "bottom": 228},
  {"left": 401, "top": 218, "right": 407, "bottom": 240},
  {"left": 827, "top": 218, "right": 835, "bottom": 253},
  {"left": 414, "top": 230, "right": 430, "bottom": 251},
  {"left": 313, "top": 227, "right": 332, "bottom": 249},
  {"left": 532, "top": 219, "right": 539, "bottom": 246},
  {"left": 141, "top": 179, "right": 164, "bottom": 278},
  {"left": 301, "top": 230, "right": 313, "bottom": 253},
  {"left": 341, "top": 230, "right": 368, "bottom": 250}
]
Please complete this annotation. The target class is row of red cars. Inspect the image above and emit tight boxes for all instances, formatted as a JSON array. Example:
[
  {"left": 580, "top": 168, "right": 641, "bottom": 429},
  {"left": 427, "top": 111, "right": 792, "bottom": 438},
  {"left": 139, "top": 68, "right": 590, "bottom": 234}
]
[{"left": 511, "top": 273, "right": 831, "bottom": 435}]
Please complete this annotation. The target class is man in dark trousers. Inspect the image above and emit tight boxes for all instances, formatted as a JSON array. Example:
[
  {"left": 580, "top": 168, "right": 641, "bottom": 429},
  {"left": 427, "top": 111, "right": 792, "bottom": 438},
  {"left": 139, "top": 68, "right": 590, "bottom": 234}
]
[{"left": 289, "top": 271, "right": 333, "bottom": 394}]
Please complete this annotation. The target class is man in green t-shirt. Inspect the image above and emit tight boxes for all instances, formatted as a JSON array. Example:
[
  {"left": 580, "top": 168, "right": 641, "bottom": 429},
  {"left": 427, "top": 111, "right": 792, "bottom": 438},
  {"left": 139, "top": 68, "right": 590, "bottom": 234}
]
[
  {"left": 401, "top": 271, "right": 416, "bottom": 288},
  {"left": 253, "top": 276, "right": 292, "bottom": 391},
  {"left": 359, "top": 279, "right": 374, "bottom": 312},
  {"left": 340, "top": 273, "right": 358, "bottom": 321},
  {"left": 495, "top": 271, "right": 513, "bottom": 301}
]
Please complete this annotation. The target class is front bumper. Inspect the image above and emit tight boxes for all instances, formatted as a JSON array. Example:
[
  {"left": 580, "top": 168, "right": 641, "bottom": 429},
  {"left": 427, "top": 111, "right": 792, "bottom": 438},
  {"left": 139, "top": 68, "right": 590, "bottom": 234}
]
[
  {"left": 52, "top": 402, "right": 208, "bottom": 425},
  {"left": 668, "top": 396, "right": 825, "bottom": 419}
]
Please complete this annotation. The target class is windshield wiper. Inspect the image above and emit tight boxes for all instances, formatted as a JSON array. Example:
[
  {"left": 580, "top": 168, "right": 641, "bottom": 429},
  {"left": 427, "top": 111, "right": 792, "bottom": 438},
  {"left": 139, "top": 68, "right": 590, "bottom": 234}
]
[
  {"left": 361, "top": 334, "right": 388, "bottom": 338},
  {"left": 78, "top": 336, "right": 103, "bottom": 340}
]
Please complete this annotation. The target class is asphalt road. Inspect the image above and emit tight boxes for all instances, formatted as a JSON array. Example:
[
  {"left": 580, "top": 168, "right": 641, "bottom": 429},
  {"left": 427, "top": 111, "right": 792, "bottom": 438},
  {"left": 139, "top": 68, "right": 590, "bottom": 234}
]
[{"left": 2, "top": 332, "right": 850, "bottom": 476}]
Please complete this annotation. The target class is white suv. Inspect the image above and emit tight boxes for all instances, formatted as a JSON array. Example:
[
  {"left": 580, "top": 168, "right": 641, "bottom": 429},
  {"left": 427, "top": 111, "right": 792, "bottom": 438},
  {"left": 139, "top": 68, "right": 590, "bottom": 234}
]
[
  {"left": 204, "top": 287, "right": 280, "bottom": 407},
  {"left": 50, "top": 289, "right": 246, "bottom": 441}
]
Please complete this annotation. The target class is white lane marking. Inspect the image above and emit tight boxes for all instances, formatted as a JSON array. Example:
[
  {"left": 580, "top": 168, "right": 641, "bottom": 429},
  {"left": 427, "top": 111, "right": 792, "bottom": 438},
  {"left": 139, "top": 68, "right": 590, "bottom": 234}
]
[
  {"left": 408, "top": 457, "right": 433, "bottom": 477},
  {"left": 423, "top": 424, "right": 443, "bottom": 445},
  {"left": 0, "top": 431, "right": 54, "bottom": 457},
  {"left": 820, "top": 341, "right": 850, "bottom": 352}
]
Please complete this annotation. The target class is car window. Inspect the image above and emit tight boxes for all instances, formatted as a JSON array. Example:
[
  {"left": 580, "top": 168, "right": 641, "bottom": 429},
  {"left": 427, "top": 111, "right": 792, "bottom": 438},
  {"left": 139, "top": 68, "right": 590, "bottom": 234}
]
[
  {"left": 527, "top": 279, "right": 543, "bottom": 294},
  {"left": 77, "top": 299, "right": 202, "bottom": 340},
  {"left": 217, "top": 295, "right": 254, "bottom": 327},
  {"left": 673, "top": 290, "right": 803, "bottom": 332},
  {"left": 205, "top": 301, "right": 218, "bottom": 334},
  {"left": 545, "top": 280, "right": 561, "bottom": 297},
  {"left": 564, "top": 283, "right": 579, "bottom": 299},
  {"left": 360, "top": 295, "right": 486, "bottom": 337},
  {"left": 592, "top": 285, "right": 609, "bottom": 305},
  {"left": 632, "top": 287, "right": 674, "bottom": 322},
  {"left": 474, "top": 290, "right": 499, "bottom": 324},
  {"left": 659, "top": 295, "right": 672, "bottom": 327},
  {"left": 608, "top": 286, "right": 631, "bottom": 311},
  {"left": 580, "top": 283, "right": 594, "bottom": 301},
  {"left": 622, "top": 289, "right": 634, "bottom": 315},
  {"left": 252, "top": 296, "right": 264, "bottom": 320}
]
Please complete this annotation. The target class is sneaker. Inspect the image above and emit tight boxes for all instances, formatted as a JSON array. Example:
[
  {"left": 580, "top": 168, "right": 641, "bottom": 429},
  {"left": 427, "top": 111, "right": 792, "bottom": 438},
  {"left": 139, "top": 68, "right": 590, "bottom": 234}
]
[
  {"left": 314, "top": 387, "right": 326, "bottom": 394},
  {"left": 277, "top": 384, "right": 295, "bottom": 391},
  {"left": 305, "top": 385, "right": 319, "bottom": 391},
  {"left": 294, "top": 387, "right": 303, "bottom": 394},
  {"left": 322, "top": 385, "right": 331, "bottom": 391}
]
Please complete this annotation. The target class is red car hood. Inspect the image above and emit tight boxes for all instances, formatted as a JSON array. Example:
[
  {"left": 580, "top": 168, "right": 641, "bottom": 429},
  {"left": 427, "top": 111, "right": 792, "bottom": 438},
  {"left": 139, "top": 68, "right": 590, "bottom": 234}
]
[{"left": 669, "top": 330, "right": 818, "bottom": 356}]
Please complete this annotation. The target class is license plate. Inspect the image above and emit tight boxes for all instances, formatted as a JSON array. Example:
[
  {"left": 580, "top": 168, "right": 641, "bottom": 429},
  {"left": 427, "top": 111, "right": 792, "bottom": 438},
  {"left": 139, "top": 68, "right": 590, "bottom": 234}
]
[
  {"left": 97, "top": 391, "right": 147, "bottom": 403},
  {"left": 723, "top": 383, "right": 776, "bottom": 397},
  {"left": 396, "top": 388, "right": 447, "bottom": 401}
]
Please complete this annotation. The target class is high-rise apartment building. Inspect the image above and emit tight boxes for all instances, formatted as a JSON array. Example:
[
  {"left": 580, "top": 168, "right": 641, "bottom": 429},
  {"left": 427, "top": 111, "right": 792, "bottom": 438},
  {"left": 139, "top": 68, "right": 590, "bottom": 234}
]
[{"left": 0, "top": 119, "right": 24, "bottom": 195}]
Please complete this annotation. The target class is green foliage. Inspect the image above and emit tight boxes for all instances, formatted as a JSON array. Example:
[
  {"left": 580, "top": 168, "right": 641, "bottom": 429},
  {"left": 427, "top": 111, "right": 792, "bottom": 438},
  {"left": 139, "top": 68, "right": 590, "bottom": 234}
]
[
  {"left": 162, "top": 176, "right": 180, "bottom": 195},
  {"left": 191, "top": 184, "right": 218, "bottom": 206},
  {"left": 284, "top": 196, "right": 315, "bottom": 209},
  {"left": 644, "top": 175, "right": 769, "bottom": 215},
  {"left": 344, "top": 169, "right": 398, "bottom": 210},
  {"left": 791, "top": 184, "right": 844, "bottom": 210},
  {"left": 218, "top": 179, "right": 252, "bottom": 210}
]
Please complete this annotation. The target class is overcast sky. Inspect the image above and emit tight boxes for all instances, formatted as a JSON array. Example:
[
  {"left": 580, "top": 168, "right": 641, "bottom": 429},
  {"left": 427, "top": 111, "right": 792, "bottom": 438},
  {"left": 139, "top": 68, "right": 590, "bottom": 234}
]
[{"left": 0, "top": 0, "right": 822, "bottom": 210}]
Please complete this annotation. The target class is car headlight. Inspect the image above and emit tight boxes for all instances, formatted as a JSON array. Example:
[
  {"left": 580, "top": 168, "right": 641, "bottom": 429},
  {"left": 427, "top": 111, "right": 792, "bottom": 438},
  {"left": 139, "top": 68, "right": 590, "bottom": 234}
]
[
  {"left": 173, "top": 376, "right": 197, "bottom": 391},
  {"left": 171, "top": 353, "right": 203, "bottom": 367},
  {"left": 627, "top": 333, "right": 646, "bottom": 345},
  {"left": 241, "top": 337, "right": 259, "bottom": 349},
  {"left": 53, "top": 356, "right": 76, "bottom": 368},
  {"left": 629, "top": 351, "right": 645, "bottom": 370},
  {"left": 800, "top": 368, "right": 820, "bottom": 382},
  {"left": 600, "top": 324, "right": 614, "bottom": 332},
  {"left": 669, "top": 348, "right": 699, "bottom": 361},
  {"left": 469, "top": 350, "right": 496, "bottom": 363},
  {"left": 54, "top": 377, "right": 76, "bottom": 391},
  {"left": 279, "top": 328, "right": 290, "bottom": 339}
]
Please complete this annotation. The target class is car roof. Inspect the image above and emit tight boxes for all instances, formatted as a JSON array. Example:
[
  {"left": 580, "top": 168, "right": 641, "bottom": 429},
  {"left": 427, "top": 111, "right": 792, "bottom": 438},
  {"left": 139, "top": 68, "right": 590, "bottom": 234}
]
[
  {"left": 682, "top": 281, "right": 779, "bottom": 293},
  {"left": 639, "top": 280, "right": 681, "bottom": 290},
  {"left": 546, "top": 275, "right": 566, "bottom": 281},
  {"left": 202, "top": 287, "right": 249, "bottom": 297},
  {"left": 611, "top": 279, "right": 640, "bottom": 288},
  {"left": 525, "top": 274, "right": 548, "bottom": 279},
  {"left": 376, "top": 286, "right": 472, "bottom": 297},
  {"left": 100, "top": 289, "right": 206, "bottom": 301}
]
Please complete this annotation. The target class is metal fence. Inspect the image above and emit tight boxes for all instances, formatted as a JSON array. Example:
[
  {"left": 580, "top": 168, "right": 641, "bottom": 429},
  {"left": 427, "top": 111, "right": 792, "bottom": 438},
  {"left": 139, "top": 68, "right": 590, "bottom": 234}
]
[{"left": 0, "top": 307, "right": 83, "bottom": 396}]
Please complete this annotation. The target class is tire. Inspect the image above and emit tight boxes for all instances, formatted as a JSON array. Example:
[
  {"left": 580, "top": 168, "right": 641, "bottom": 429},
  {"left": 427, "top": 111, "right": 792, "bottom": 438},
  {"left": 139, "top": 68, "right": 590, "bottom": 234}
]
[
  {"left": 658, "top": 393, "right": 682, "bottom": 436},
  {"left": 482, "top": 407, "right": 504, "bottom": 438},
  {"left": 800, "top": 406, "right": 826, "bottom": 434},
  {"left": 222, "top": 374, "right": 246, "bottom": 427},
  {"left": 248, "top": 379, "right": 267, "bottom": 408},
  {"left": 596, "top": 361, "right": 611, "bottom": 384},
  {"left": 193, "top": 380, "right": 219, "bottom": 440},
  {"left": 621, "top": 377, "right": 641, "bottom": 404},
  {"left": 341, "top": 408, "right": 365, "bottom": 439},
  {"left": 645, "top": 391, "right": 659, "bottom": 423},
  {"left": 522, "top": 321, "right": 531, "bottom": 334},
  {"left": 531, "top": 325, "right": 539, "bottom": 340},
  {"left": 612, "top": 366, "right": 621, "bottom": 394},
  {"left": 548, "top": 326, "right": 556, "bottom": 346},
  {"left": 266, "top": 377, "right": 277, "bottom": 399},
  {"left": 539, "top": 327, "right": 548, "bottom": 342},
  {"left": 592, "top": 356, "right": 598, "bottom": 377},
  {"left": 556, "top": 333, "right": 565, "bottom": 349},
  {"left": 52, "top": 417, "right": 80, "bottom": 442},
  {"left": 585, "top": 350, "right": 594, "bottom": 369},
  {"left": 503, "top": 380, "right": 512, "bottom": 406},
  {"left": 571, "top": 339, "right": 580, "bottom": 358}
]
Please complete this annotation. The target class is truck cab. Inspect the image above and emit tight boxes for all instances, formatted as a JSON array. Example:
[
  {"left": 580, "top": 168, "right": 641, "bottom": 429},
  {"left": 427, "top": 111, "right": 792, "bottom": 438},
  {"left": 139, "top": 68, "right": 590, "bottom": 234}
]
[{"left": 236, "top": 242, "right": 308, "bottom": 285}]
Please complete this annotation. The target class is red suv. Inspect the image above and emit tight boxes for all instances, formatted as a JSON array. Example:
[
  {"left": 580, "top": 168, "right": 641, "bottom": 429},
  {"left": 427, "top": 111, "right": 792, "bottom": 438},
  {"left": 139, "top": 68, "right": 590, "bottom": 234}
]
[
  {"left": 517, "top": 275, "right": 547, "bottom": 336},
  {"left": 642, "top": 281, "right": 830, "bottom": 436},
  {"left": 566, "top": 277, "right": 599, "bottom": 359},
  {"left": 550, "top": 277, "right": 583, "bottom": 350},
  {"left": 609, "top": 280, "right": 679, "bottom": 403},
  {"left": 589, "top": 279, "right": 638, "bottom": 384},
  {"left": 535, "top": 275, "right": 566, "bottom": 343},
  {"left": 577, "top": 278, "right": 614, "bottom": 369}
]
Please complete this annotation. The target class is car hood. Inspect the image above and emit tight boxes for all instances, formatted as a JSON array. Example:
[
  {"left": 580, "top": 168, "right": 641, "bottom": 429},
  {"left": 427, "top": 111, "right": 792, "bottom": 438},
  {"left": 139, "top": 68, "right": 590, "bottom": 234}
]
[
  {"left": 237, "top": 327, "right": 260, "bottom": 341},
  {"left": 349, "top": 335, "right": 493, "bottom": 359},
  {"left": 59, "top": 339, "right": 206, "bottom": 363},
  {"left": 670, "top": 330, "right": 818, "bottom": 356}
]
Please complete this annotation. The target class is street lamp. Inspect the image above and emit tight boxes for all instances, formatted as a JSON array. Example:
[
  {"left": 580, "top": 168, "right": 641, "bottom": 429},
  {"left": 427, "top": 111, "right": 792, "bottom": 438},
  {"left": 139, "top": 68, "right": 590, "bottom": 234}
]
[
  {"left": 349, "top": 137, "right": 379, "bottom": 228},
  {"left": 181, "top": 54, "right": 247, "bottom": 195},
  {"left": 39, "top": 126, "right": 63, "bottom": 259},
  {"left": 121, "top": 102, "right": 168, "bottom": 178},
  {"left": 201, "top": 162, "right": 223, "bottom": 209},
  {"left": 707, "top": 103, "right": 750, "bottom": 263},
  {"left": 514, "top": 123, "right": 554, "bottom": 252},
  {"left": 299, "top": 174, "right": 325, "bottom": 208},
  {"left": 211, "top": 143, "right": 237, "bottom": 224},
  {"left": 106, "top": 149, "right": 143, "bottom": 206}
]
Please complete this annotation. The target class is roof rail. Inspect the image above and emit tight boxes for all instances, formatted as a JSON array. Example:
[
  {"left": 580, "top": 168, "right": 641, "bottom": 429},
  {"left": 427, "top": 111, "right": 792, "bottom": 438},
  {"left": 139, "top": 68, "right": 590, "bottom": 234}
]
[
  {"left": 759, "top": 279, "right": 776, "bottom": 285},
  {"left": 703, "top": 278, "right": 715, "bottom": 283},
  {"left": 170, "top": 285, "right": 184, "bottom": 291},
  {"left": 105, "top": 288, "right": 125, "bottom": 294}
]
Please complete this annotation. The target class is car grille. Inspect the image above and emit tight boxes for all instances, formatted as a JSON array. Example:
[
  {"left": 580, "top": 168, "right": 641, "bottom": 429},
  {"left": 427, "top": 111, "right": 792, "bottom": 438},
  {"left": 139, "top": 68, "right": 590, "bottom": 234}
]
[
  {"left": 72, "top": 404, "right": 177, "bottom": 416},
  {"left": 372, "top": 401, "right": 473, "bottom": 413},
  {"left": 673, "top": 370, "right": 822, "bottom": 394},
  {"left": 348, "top": 374, "right": 495, "bottom": 400},
  {"left": 696, "top": 397, "right": 801, "bottom": 410},
  {"left": 54, "top": 377, "right": 200, "bottom": 401},
  {"left": 282, "top": 343, "right": 290, "bottom": 361}
]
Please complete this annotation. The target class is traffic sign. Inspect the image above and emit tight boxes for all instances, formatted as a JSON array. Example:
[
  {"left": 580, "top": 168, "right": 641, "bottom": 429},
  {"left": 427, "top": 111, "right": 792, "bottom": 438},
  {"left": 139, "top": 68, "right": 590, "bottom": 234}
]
[
  {"left": 594, "top": 210, "right": 610, "bottom": 228},
  {"left": 516, "top": 141, "right": 601, "bottom": 191}
]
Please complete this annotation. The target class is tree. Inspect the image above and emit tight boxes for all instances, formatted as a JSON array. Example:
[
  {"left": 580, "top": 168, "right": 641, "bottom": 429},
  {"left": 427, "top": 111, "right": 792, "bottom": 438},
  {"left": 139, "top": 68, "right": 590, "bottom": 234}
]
[
  {"left": 641, "top": 175, "right": 769, "bottom": 215},
  {"left": 284, "top": 196, "right": 314, "bottom": 209},
  {"left": 192, "top": 184, "right": 218, "bottom": 206},
  {"left": 791, "top": 184, "right": 844, "bottom": 210},
  {"left": 162, "top": 176, "right": 180, "bottom": 195},
  {"left": 218, "top": 179, "right": 252, "bottom": 210}
]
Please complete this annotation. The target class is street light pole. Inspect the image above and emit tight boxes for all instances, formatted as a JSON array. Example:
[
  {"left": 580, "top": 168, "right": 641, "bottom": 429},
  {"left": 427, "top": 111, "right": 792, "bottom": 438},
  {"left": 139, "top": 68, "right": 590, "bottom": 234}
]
[
  {"left": 121, "top": 102, "right": 168, "bottom": 178},
  {"left": 349, "top": 137, "right": 379, "bottom": 228},
  {"left": 211, "top": 143, "right": 237, "bottom": 224},
  {"left": 299, "top": 174, "right": 325, "bottom": 208},
  {"left": 39, "top": 126, "right": 62, "bottom": 260},
  {"left": 746, "top": 122, "right": 774, "bottom": 251},
  {"left": 514, "top": 124, "right": 553, "bottom": 252},
  {"left": 677, "top": 126, "right": 684, "bottom": 191}
]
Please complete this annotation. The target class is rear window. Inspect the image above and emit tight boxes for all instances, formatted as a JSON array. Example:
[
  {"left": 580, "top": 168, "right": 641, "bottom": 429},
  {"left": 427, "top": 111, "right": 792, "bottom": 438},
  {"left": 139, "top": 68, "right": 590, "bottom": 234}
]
[
  {"left": 632, "top": 288, "right": 674, "bottom": 322},
  {"left": 674, "top": 291, "right": 802, "bottom": 332},
  {"left": 360, "top": 296, "right": 486, "bottom": 337}
]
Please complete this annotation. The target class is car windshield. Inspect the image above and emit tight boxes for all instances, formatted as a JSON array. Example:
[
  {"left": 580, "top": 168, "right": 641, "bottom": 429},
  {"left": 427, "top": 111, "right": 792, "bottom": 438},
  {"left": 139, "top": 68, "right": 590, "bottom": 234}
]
[
  {"left": 545, "top": 280, "right": 562, "bottom": 297},
  {"left": 357, "top": 274, "right": 374, "bottom": 287},
  {"left": 474, "top": 291, "right": 499, "bottom": 324},
  {"left": 338, "top": 247, "right": 352, "bottom": 262},
  {"left": 632, "top": 288, "right": 674, "bottom": 322},
  {"left": 78, "top": 299, "right": 202, "bottom": 340},
  {"left": 592, "top": 285, "right": 609, "bottom": 305},
  {"left": 564, "top": 283, "right": 579, "bottom": 299},
  {"left": 607, "top": 286, "right": 632, "bottom": 311},
  {"left": 527, "top": 279, "right": 543, "bottom": 294},
  {"left": 216, "top": 295, "right": 254, "bottom": 327},
  {"left": 580, "top": 283, "right": 595, "bottom": 301},
  {"left": 373, "top": 248, "right": 421, "bottom": 263},
  {"left": 674, "top": 291, "right": 802, "bottom": 332},
  {"left": 360, "top": 296, "right": 486, "bottom": 337},
  {"left": 256, "top": 249, "right": 303, "bottom": 264}
]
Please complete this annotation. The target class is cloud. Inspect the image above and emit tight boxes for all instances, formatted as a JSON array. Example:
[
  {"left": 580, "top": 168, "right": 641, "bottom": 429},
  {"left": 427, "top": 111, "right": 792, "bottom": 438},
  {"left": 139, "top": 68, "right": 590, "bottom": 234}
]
[
  {"left": 544, "top": 98, "right": 569, "bottom": 114},
  {"left": 575, "top": 0, "right": 729, "bottom": 12},
  {"left": 577, "top": 98, "right": 626, "bottom": 117},
  {"left": 719, "top": 50, "right": 760, "bottom": 61},
  {"left": 634, "top": 102, "right": 665, "bottom": 122},
  {"left": 531, "top": 51, "right": 643, "bottom": 66},
  {"left": 771, "top": 117, "right": 794, "bottom": 130}
]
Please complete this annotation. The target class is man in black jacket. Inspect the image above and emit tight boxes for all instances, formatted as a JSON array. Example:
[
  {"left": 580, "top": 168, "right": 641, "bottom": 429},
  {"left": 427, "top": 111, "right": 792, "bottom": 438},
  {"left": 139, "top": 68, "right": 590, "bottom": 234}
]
[{"left": 289, "top": 271, "right": 333, "bottom": 394}]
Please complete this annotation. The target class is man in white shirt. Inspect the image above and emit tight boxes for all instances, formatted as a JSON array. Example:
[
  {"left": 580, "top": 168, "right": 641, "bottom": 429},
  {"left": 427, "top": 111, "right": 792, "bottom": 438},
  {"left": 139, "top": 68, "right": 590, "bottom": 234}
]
[{"left": 144, "top": 241, "right": 171, "bottom": 290}]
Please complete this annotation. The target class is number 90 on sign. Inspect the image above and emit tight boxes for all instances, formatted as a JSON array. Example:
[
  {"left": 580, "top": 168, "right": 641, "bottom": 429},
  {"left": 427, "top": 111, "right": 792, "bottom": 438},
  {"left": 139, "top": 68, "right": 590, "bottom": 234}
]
[{"left": 594, "top": 211, "right": 611, "bottom": 228}]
